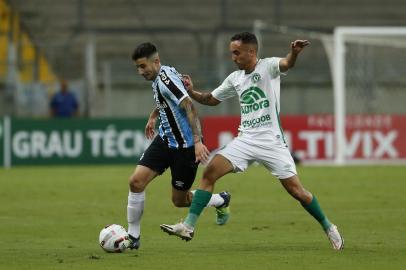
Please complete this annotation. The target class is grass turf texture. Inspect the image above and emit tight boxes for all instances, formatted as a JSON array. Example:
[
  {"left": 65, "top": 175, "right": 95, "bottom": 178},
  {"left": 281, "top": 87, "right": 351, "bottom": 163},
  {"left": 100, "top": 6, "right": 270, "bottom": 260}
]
[{"left": 0, "top": 165, "right": 405, "bottom": 270}]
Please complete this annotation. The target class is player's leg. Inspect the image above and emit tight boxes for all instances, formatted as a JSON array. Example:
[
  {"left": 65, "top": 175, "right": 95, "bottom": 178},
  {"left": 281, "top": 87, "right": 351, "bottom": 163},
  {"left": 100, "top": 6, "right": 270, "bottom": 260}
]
[
  {"left": 170, "top": 189, "right": 232, "bottom": 225},
  {"left": 171, "top": 188, "right": 230, "bottom": 209},
  {"left": 127, "top": 165, "right": 158, "bottom": 242},
  {"left": 280, "top": 175, "right": 330, "bottom": 228},
  {"left": 171, "top": 188, "right": 231, "bottom": 225},
  {"left": 168, "top": 144, "right": 232, "bottom": 221},
  {"left": 183, "top": 154, "right": 233, "bottom": 228},
  {"left": 280, "top": 175, "right": 344, "bottom": 250},
  {"left": 171, "top": 188, "right": 193, "bottom": 207},
  {"left": 127, "top": 136, "right": 169, "bottom": 249},
  {"left": 259, "top": 141, "right": 344, "bottom": 250},
  {"left": 260, "top": 141, "right": 332, "bottom": 230},
  {"left": 189, "top": 189, "right": 232, "bottom": 225},
  {"left": 161, "top": 137, "right": 252, "bottom": 240},
  {"left": 189, "top": 190, "right": 231, "bottom": 208},
  {"left": 167, "top": 144, "right": 199, "bottom": 207},
  {"left": 160, "top": 154, "right": 234, "bottom": 240}
]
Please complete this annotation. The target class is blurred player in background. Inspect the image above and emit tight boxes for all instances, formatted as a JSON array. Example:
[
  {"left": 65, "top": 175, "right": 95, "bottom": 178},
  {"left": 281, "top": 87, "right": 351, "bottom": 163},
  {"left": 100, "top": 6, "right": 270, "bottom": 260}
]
[
  {"left": 160, "top": 32, "right": 344, "bottom": 250},
  {"left": 127, "top": 42, "right": 231, "bottom": 250}
]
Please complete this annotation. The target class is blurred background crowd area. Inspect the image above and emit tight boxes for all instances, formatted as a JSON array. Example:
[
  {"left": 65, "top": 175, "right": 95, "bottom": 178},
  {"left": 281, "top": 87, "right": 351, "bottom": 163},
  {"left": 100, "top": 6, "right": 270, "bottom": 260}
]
[{"left": 1, "top": 0, "right": 406, "bottom": 118}]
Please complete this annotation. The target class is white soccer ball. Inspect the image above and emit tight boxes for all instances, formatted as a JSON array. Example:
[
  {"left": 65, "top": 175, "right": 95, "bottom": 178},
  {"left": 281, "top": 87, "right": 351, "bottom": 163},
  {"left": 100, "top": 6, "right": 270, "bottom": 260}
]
[{"left": 99, "top": 224, "right": 130, "bottom": 253}]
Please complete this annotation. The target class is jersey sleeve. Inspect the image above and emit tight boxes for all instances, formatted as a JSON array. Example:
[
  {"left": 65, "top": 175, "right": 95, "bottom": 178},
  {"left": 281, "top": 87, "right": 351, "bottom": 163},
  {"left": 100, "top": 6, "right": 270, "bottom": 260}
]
[
  {"left": 158, "top": 68, "right": 188, "bottom": 105},
  {"left": 211, "top": 73, "right": 237, "bottom": 101},
  {"left": 266, "top": 57, "right": 286, "bottom": 78}
]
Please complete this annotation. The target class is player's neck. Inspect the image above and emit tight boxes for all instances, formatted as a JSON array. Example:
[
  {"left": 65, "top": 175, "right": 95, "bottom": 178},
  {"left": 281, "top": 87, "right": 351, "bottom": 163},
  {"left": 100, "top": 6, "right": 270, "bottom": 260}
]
[{"left": 244, "top": 58, "right": 259, "bottom": 74}]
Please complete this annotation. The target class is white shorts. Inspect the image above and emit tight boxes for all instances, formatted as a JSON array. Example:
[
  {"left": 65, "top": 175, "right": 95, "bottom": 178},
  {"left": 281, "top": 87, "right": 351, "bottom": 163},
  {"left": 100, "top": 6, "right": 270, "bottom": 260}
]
[{"left": 216, "top": 132, "right": 297, "bottom": 179}]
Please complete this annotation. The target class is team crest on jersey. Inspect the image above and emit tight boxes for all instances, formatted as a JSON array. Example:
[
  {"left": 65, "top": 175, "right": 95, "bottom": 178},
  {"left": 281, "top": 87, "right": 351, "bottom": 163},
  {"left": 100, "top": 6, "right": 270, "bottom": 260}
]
[{"left": 251, "top": 73, "right": 261, "bottom": 83}]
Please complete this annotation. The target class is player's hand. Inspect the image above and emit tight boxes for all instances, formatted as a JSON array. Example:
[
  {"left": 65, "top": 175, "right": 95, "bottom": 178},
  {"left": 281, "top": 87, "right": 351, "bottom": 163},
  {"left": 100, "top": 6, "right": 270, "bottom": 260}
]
[
  {"left": 194, "top": 141, "right": 210, "bottom": 164},
  {"left": 290, "top": 40, "right": 310, "bottom": 54},
  {"left": 145, "top": 118, "right": 157, "bottom": 140},
  {"left": 182, "top": 74, "right": 194, "bottom": 92}
]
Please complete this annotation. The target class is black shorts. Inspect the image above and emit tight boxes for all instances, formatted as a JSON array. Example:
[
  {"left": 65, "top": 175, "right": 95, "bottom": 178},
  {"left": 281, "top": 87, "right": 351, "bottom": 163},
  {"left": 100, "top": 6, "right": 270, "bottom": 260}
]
[{"left": 138, "top": 136, "right": 198, "bottom": 191}]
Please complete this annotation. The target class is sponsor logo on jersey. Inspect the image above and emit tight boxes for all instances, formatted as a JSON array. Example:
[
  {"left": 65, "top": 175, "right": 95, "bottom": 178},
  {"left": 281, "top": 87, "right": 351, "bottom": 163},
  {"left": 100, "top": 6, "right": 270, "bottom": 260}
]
[
  {"left": 156, "top": 102, "right": 168, "bottom": 110},
  {"left": 242, "top": 114, "right": 271, "bottom": 128},
  {"left": 153, "top": 90, "right": 168, "bottom": 109},
  {"left": 240, "top": 87, "right": 270, "bottom": 114},
  {"left": 159, "top": 70, "right": 171, "bottom": 85}
]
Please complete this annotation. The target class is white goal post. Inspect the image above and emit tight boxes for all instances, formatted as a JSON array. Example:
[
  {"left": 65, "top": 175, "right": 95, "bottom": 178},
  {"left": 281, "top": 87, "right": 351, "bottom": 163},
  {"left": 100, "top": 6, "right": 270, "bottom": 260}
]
[{"left": 333, "top": 27, "right": 406, "bottom": 165}]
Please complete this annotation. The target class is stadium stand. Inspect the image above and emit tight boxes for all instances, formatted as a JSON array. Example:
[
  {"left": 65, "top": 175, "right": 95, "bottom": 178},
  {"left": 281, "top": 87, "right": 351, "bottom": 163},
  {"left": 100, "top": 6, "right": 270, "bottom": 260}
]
[
  {"left": 0, "top": 0, "right": 56, "bottom": 83},
  {"left": 11, "top": 0, "right": 406, "bottom": 80},
  {"left": 3, "top": 0, "right": 406, "bottom": 116}
]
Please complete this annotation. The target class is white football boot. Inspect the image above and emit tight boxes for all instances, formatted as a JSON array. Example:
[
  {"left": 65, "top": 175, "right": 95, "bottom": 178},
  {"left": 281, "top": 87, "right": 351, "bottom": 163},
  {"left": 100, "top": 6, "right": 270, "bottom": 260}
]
[
  {"left": 326, "top": 224, "right": 344, "bottom": 250},
  {"left": 160, "top": 222, "right": 194, "bottom": 241}
]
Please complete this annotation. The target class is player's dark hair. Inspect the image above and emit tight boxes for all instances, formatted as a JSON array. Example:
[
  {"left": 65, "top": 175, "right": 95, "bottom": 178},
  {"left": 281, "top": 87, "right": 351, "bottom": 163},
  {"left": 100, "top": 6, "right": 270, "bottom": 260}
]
[
  {"left": 132, "top": 42, "right": 158, "bottom": 61},
  {"left": 231, "top": 32, "right": 258, "bottom": 49}
]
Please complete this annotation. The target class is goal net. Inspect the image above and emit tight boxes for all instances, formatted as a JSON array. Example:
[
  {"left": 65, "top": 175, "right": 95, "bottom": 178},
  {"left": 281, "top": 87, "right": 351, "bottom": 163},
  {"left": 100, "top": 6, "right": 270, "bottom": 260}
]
[{"left": 333, "top": 27, "right": 406, "bottom": 164}]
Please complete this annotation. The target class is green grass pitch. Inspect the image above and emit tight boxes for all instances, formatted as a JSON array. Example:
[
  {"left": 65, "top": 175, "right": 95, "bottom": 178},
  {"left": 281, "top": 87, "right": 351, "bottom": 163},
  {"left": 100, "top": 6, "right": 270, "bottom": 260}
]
[{"left": 0, "top": 165, "right": 405, "bottom": 270}]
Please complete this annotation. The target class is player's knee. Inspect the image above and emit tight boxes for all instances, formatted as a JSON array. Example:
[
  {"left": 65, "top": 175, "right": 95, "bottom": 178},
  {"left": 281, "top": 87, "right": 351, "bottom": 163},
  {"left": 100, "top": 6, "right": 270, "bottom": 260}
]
[{"left": 129, "top": 174, "right": 145, "bottom": 192}]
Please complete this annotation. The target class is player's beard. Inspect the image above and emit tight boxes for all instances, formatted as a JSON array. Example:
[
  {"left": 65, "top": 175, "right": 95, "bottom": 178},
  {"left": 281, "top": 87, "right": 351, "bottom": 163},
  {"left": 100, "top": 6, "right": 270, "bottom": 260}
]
[
  {"left": 234, "top": 62, "right": 244, "bottom": 70},
  {"left": 143, "top": 73, "right": 152, "bottom": 81}
]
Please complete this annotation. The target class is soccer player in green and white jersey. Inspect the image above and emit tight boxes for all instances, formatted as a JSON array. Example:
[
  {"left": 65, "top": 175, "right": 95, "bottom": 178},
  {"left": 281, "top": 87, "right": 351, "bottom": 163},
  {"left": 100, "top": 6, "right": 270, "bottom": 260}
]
[{"left": 160, "top": 32, "right": 344, "bottom": 250}]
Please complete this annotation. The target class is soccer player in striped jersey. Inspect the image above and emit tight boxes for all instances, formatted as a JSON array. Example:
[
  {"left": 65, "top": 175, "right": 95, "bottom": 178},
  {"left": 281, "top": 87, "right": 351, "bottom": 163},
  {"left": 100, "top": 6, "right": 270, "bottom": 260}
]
[
  {"left": 126, "top": 42, "right": 231, "bottom": 250},
  {"left": 160, "top": 32, "right": 344, "bottom": 250}
]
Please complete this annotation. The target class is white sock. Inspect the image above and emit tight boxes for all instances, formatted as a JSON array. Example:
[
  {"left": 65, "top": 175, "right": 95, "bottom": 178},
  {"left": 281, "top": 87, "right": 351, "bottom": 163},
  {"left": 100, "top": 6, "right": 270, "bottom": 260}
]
[
  {"left": 127, "top": 191, "right": 145, "bottom": 238},
  {"left": 190, "top": 190, "right": 224, "bottom": 208},
  {"left": 207, "top": 193, "right": 225, "bottom": 207}
]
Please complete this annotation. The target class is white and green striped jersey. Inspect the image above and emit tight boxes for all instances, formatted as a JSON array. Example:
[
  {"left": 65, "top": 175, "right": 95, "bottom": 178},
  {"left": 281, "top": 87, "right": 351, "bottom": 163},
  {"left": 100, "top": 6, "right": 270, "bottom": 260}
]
[{"left": 212, "top": 57, "right": 286, "bottom": 142}]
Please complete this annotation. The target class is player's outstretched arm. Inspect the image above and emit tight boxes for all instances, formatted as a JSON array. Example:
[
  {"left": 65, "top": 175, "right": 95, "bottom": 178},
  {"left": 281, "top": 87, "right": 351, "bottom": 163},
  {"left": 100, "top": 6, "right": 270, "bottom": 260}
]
[
  {"left": 279, "top": 40, "right": 310, "bottom": 73},
  {"left": 182, "top": 75, "right": 221, "bottom": 106},
  {"left": 179, "top": 97, "right": 210, "bottom": 163}
]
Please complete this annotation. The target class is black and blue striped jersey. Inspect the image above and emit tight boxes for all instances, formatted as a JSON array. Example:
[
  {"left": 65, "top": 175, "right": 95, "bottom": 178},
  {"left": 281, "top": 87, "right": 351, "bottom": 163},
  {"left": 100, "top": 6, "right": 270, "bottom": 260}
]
[{"left": 152, "top": 65, "right": 194, "bottom": 149}]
